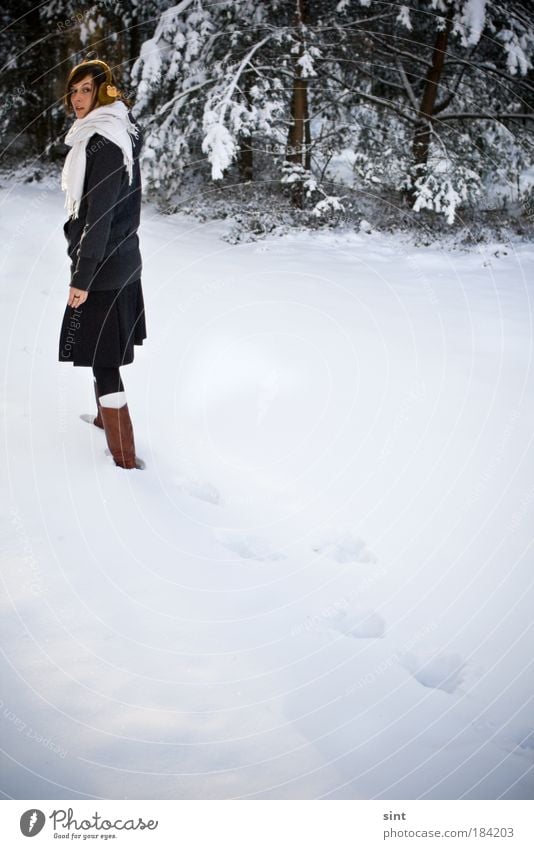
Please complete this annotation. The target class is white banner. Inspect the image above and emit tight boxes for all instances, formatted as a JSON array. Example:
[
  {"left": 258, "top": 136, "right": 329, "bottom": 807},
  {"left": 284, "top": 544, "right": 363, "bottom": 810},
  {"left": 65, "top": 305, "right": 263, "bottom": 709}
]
[{"left": 1, "top": 800, "right": 533, "bottom": 847}]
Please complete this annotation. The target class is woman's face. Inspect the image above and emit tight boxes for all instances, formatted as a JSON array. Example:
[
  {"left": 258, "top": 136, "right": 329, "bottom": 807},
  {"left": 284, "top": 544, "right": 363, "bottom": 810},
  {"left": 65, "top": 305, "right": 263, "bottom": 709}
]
[{"left": 69, "top": 73, "right": 97, "bottom": 119}]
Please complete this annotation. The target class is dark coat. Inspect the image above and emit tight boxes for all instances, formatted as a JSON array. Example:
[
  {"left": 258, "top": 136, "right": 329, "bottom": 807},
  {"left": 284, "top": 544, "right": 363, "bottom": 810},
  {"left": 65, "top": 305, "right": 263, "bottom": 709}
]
[{"left": 64, "top": 117, "right": 143, "bottom": 292}]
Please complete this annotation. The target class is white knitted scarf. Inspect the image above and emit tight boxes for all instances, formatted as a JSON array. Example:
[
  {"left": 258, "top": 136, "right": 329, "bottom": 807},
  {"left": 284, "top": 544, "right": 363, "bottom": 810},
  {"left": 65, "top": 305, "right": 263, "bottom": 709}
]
[{"left": 61, "top": 100, "right": 139, "bottom": 219}]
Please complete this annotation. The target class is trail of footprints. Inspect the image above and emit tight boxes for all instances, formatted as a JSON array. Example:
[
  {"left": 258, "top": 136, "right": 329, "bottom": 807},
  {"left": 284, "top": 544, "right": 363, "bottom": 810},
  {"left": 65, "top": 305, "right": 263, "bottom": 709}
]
[
  {"left": 179, "top": 477, "right": 467, "bottom": 695},
  {"left": 216, "top": 525, "right": 391, "bottom": 643}
]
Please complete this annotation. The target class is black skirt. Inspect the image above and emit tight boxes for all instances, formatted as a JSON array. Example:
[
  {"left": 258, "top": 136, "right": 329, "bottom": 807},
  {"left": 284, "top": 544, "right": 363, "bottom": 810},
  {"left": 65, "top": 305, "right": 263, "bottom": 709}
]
[{"left": 58, "top": 279, "right": 147, "bottom": 368}]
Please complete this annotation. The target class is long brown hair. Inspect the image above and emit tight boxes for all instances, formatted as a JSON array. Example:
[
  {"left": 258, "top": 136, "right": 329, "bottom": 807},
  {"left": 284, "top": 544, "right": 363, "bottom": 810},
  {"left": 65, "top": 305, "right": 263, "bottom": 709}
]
[{"left": 63, "top": 60, "right": 132, "bottom": 115}]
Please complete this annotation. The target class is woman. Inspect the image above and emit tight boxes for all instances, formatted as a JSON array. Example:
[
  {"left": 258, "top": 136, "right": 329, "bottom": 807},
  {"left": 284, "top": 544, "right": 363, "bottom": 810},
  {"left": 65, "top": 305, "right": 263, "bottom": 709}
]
[{"left": 58, "top": 56, "right": 146, "bottom": 470}]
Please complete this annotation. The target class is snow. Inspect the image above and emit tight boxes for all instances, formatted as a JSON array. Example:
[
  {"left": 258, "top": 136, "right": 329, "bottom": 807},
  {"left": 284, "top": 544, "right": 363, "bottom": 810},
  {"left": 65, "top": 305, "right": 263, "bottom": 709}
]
[
  {"left": 498, "top": 28, "right": 532, "bottom": 77},
  {"left": 201, "top": 121, "right": 237, "bottom": 181},
  {"left": 131, "top": 38, "right": 163, "bottom": 101},
  {"left": 298, "top": 50, "right": 318, "bottom": 78},
  {"left": 460, "top": 0, "right": 487, "bottom": 46},
  {"left": 396, "top": 5, "right": 413, "bottom": 31},
  {"left": 1, "top": 179, "right": 533, "bottom": 800},
  {"left": 200, "top": 34, "right": 274, "bottom": 180}
]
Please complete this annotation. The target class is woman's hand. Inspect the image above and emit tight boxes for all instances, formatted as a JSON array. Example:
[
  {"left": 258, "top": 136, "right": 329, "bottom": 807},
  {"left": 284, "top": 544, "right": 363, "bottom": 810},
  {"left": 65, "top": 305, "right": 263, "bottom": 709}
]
[{"left": 68, "top": 287, "right": 88, "bottom": 308}]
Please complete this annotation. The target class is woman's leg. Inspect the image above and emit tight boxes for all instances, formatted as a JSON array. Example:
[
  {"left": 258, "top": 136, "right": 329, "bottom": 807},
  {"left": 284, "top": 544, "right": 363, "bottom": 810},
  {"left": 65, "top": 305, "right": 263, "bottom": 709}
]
[
  {"left": 82, "top": 367, "right": 124, "bottom": 428},
  {"left": 92, "top": 366, "right": 124, "bottom": 397},
  {"left": 90, "top": 367, "right": 124, "bottom": 428}
]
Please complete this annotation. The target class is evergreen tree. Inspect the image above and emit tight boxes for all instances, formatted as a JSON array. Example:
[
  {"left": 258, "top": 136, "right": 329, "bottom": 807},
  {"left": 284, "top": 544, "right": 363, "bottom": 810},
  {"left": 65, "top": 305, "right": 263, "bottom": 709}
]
[{"left": 344, "top": 0, "right": 534, "bottom": 221}]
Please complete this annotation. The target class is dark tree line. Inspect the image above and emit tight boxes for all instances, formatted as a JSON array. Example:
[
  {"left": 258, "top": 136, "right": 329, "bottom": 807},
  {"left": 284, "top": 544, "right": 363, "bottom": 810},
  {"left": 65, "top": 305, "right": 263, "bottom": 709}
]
[{"left": 1, "top": 1, "right": 533, "bottom": 224}]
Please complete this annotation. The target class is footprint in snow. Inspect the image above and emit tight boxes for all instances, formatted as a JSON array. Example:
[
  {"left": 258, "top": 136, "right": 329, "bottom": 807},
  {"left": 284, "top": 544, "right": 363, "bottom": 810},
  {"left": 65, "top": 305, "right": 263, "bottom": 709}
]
[
  {"left": 216, "top": 533, "right": 285, "bottom": 562},
  {"left": 175, "top": 475, "right": 221, "bottom": 505},
  {"left": 472, "top": 719, "right": 534, "bottom": 760},
  {"left": 516, "top": 729, "right": 534, "bottom": 754},
  {"left": 311, "top": 530, "right": 377, "bottom": 564},
  {"left": 297, "top": 602, "right": 385, "bottom": 639},
  {"left": 404, "top": 651, "right": 465, "bottom": 694},
  {"left": 330, "top": 605, "right": 386, "bottom": 639}
]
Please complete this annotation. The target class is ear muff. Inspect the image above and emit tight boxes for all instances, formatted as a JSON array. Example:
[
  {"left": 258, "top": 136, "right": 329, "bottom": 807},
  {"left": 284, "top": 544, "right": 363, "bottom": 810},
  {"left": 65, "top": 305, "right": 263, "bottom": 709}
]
[{"left": 65, "top": 59, "right": 121, "bottom": 110}]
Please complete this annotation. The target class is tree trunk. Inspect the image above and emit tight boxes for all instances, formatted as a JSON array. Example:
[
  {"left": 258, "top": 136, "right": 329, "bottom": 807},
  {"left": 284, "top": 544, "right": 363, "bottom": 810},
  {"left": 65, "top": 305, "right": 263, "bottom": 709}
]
[
  {"left": 287, "top": 65, "right": 310, "bottom": 169},
  {"left": 238, "top": 138, "right": 254, "bottom": 182},
  {"left": 410, "top": 9, "right": 453, "bottom": 198},
  {"left": 285, "top": 0, "right": 310, "bottom": 208},
  {"left": 238, "top": 69, "right": 254, "bottom": 182}
]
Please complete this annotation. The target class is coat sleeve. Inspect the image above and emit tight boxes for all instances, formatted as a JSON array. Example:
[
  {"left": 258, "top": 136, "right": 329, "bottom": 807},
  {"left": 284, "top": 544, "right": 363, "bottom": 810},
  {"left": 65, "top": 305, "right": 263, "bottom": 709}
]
[{"left": 70, "top": 137, "right": 125, "bottom": 291}]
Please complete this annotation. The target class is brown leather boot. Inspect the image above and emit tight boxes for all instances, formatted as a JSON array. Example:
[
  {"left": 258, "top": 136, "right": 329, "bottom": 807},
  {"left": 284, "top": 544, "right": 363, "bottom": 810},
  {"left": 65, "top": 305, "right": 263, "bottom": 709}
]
[{"left": 99, "top": 391, "right": 145, "bottom": 470}]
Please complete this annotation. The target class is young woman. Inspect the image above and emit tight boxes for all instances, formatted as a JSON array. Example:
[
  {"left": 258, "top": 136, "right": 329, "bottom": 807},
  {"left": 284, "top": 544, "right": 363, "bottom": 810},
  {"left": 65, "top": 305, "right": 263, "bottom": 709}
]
[{"left": 58, "top": 56, "right": 147, "bottom": 469}]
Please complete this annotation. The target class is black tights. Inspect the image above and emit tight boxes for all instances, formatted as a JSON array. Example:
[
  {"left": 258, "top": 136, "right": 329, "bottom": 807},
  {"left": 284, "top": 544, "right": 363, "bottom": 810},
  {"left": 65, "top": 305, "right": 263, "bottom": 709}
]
[{"left": 92, "top": 366, "right": 124, "bottom": 398}]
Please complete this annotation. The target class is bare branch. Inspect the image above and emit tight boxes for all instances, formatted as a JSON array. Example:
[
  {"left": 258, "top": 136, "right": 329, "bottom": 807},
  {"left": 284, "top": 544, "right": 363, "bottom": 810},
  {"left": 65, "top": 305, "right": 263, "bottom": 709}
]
[
  {"left": 434, "top": 62, "right": 472, "bottom": 113},
  {"left": 372, "top": 34, "right": 433, "bottom": 69},
  {"left": 324, "top": 70, "right": 419, "bottom": 125},
  {"left": 150, "top": 79, "right": 217, "bottom": 122},
  {"left": 438, "top": 112, "right": 534, "bottom": 121},
  {"left": 396, "top": 57, "right": 419, "bottom": 113},
  {"left": 444, "top": 59, "right": 534, "bottom": 96}
]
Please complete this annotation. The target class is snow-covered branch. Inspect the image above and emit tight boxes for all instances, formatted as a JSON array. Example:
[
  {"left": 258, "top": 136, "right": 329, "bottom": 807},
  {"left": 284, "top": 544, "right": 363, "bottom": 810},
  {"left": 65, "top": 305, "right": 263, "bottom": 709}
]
[{"left": 201, "top": 34, "right": 276, "bottom": 180}]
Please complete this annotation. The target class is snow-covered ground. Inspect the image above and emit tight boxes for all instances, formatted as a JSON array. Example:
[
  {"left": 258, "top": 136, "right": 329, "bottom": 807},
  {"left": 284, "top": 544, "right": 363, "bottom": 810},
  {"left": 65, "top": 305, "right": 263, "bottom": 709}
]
[{"left": 1, "top": 180, "right": 533, "bottom": 800}]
